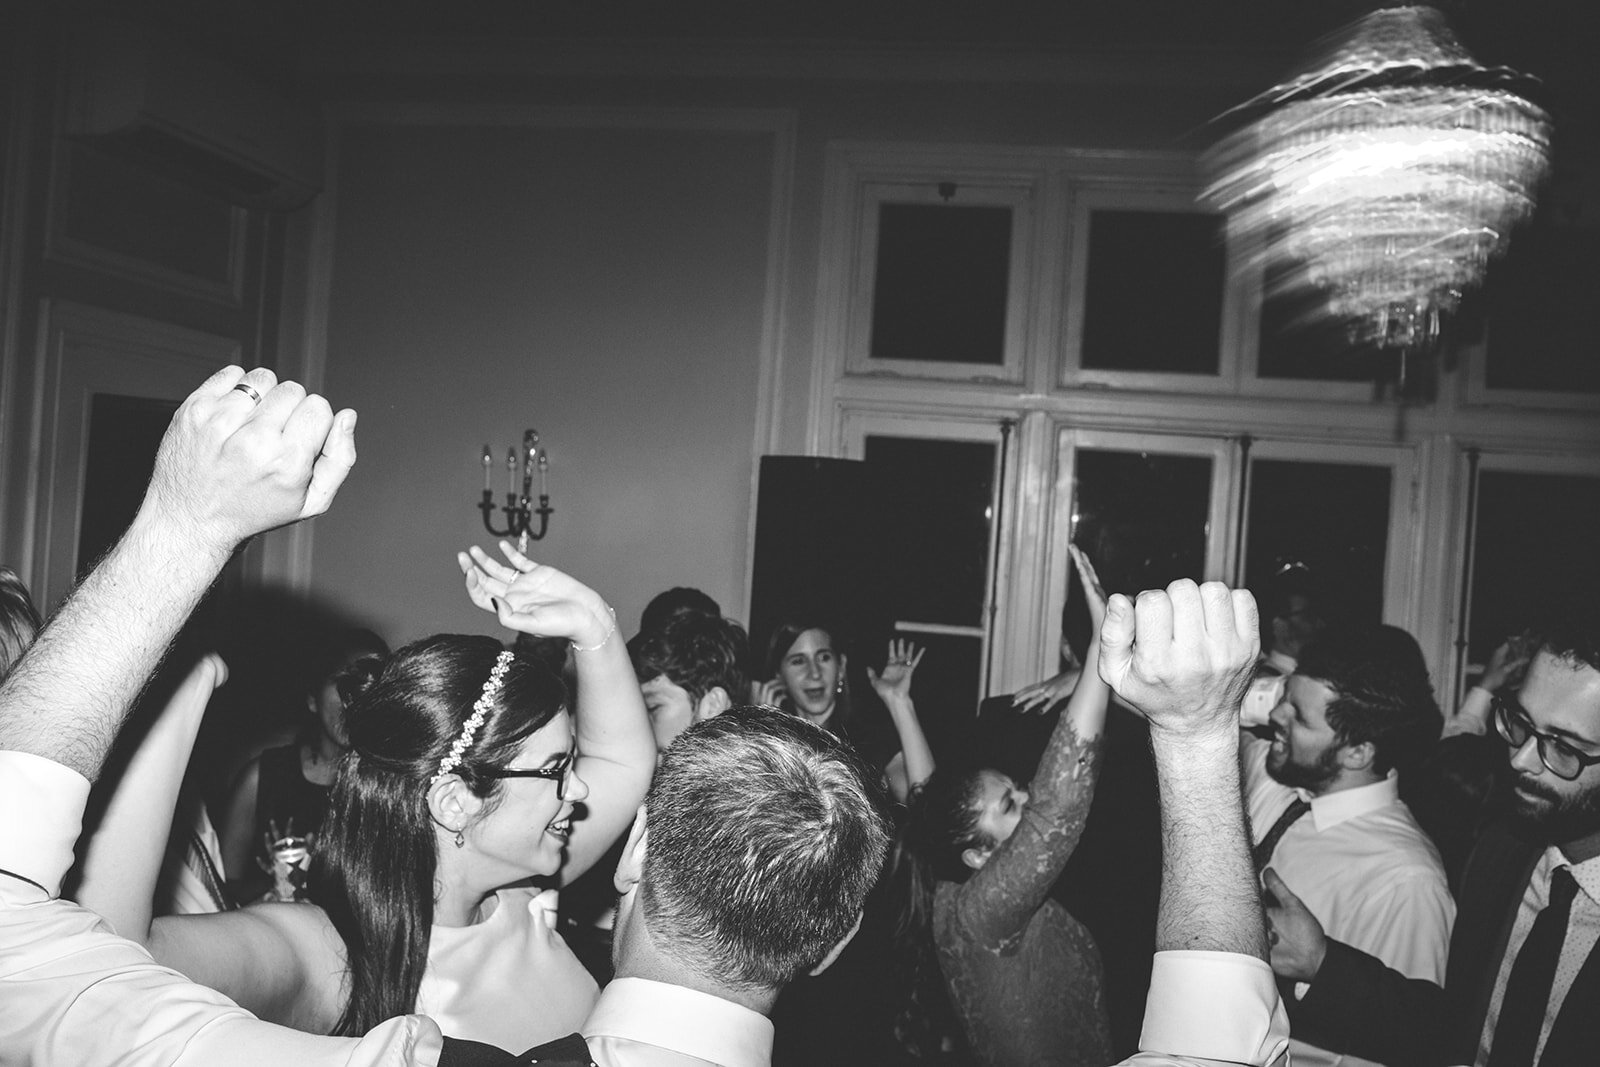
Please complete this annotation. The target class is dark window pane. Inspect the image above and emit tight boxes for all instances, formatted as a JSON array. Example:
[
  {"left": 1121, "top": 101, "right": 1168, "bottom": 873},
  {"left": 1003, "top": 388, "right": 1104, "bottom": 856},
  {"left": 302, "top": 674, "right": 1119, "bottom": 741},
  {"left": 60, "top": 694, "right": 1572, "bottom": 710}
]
[
  {"left": 1479, "top": 215, "right": 1600, "bottom": 393},
  {"left": 1067, "top": 449, "right": 1213, "bottom": 652},
  {"left": 896, "top": 630, "right": 984, "bottom": 756},
  {"left": 1244, "top": 459, "right": 1391, "bottom": 625},
  {"left": 862, "top": 436, "right": 996, "bottom": 626},
  {"left": 1467, "top": 471, "right": 1600, "bottom": 668},
  {"left": 1080, "top": 210, "right": 1224, "bottom": 375},
  {"left": 77, "top": 394, "right": 179, "bottom": 576},
  {"left": 869, "top": 203, "right": 1011, "bottom": 366}
]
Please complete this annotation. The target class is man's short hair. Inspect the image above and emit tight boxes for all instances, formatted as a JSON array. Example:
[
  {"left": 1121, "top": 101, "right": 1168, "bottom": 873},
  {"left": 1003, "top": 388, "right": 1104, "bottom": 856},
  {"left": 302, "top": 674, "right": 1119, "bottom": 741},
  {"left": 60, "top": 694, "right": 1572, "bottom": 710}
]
[
  {"left": 639, "top": 586, "right": 721, "bottom": 636},
  {"left": 1528, "top": 598, "right": 1600, "bottom": 674},
  {"left": 641, "top": 706, "right": 891, "bottom": 993},
  {"left": 629, "top": 613, "right": 749, "bottom": 705},
  {"left": 1296, "top": 624, "right": 1440, "bottom": 775}
]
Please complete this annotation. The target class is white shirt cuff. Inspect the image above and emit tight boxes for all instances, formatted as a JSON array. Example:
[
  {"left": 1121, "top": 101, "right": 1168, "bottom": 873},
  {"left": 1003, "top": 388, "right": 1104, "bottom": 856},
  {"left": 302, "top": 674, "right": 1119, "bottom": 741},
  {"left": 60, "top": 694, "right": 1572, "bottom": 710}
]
[
  {"left": 1140, "top": 951, "right": 1289, "bottom": 1065},
  {"left": 0, "top": 750, "right": 91, "bottom": 898}
]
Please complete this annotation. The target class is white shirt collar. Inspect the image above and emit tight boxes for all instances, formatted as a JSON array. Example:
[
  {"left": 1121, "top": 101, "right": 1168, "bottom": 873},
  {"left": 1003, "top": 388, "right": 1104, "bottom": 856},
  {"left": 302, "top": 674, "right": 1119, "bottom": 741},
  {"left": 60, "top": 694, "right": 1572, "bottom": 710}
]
[
  {"left": 585, "top": 977, "right": 773, "bottom": 1067},
  {"left": 1549, "top": 846, "right": 1600, "bottom": 906},
  {"left": 1306, "top": 771, "right": 1400, "bottom": 832}
]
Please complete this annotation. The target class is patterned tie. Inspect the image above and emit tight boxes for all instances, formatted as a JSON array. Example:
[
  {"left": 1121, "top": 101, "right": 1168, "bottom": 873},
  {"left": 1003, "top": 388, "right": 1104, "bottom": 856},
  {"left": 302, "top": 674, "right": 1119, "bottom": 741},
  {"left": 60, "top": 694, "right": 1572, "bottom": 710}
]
[
  {"left": 1252, "top": 798, "right": 1311, "bottom": 873},
  {"left": 1488, "top": 866, "right": 1580, "bottom": 1067}
]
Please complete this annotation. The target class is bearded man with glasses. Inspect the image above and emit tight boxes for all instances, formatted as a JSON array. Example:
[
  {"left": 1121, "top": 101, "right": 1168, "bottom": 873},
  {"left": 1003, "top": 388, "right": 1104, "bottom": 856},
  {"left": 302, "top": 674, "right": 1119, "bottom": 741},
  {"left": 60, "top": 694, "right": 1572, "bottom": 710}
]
[{"left": 1267, "top": 606, "right": 1600, "bottom": 1067}]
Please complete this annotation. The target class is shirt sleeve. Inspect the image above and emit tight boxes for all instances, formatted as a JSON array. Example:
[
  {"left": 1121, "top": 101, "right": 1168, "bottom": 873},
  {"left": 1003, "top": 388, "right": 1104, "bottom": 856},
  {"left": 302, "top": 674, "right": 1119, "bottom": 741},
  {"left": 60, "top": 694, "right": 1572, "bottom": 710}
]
[
  {"left": 0, "top": 750, "right": 93, "bottom": 899},
  {"left": 0, "top": 750, "right": 445, "bottom": 1067},
  {"left": 1330, "top": 864, "right": 1456, "bottom": 989},
  {"left": 1120, "top": 951, "right": 1289, "bottom": 1067}
]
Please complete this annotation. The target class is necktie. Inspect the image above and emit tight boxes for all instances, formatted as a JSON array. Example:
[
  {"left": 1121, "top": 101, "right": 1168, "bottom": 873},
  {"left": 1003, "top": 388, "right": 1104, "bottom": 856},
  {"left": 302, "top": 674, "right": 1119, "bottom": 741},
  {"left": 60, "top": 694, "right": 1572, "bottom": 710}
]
[
  {"left": 1252, "top": 798, "right": 1311, "bottom": 873},
  {"left": 1488, "top": 866, "right": 1580, "bottom": 1067}
]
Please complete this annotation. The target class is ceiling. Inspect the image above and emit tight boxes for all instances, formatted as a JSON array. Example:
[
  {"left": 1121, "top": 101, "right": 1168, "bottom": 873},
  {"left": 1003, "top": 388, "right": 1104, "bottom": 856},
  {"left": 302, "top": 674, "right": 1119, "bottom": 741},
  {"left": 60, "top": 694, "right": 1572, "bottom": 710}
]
[{"left": 50, "top": 0, "right": 1593, "bottom": 89}]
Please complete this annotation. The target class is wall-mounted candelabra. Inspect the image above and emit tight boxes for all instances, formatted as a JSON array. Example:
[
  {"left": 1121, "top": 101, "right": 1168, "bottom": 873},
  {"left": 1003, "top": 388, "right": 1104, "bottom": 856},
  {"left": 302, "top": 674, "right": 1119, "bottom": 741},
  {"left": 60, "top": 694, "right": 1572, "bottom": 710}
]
[{"left": 479, "top": 430, "right": 551, "bottom": 551}]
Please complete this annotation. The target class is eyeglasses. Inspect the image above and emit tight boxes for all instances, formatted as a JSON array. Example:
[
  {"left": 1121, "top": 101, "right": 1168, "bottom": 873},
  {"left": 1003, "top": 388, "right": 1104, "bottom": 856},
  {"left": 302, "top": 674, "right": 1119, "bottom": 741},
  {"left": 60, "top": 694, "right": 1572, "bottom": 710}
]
[
  {"left": 483, "top": 750, "right": 577, "bottom": 799},
  {"left": 1493, "top": 696, "right": 1600, "bottom": 782}
]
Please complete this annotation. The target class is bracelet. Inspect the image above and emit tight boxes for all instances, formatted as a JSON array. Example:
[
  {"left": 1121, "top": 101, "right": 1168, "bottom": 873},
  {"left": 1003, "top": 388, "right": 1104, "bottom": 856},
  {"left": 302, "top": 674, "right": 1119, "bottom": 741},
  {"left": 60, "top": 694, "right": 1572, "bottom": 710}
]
[{"left": 571, "top": 605, "right": 618, "bottom": 653}]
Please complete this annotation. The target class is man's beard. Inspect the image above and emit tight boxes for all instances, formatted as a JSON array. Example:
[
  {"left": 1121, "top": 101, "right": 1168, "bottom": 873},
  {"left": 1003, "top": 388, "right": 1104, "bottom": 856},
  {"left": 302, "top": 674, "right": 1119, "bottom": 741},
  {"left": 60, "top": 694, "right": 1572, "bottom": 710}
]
[
  {"left": 1510, "top": 774, "right": 1600, "bottom": 843},
  {"left": 1266, "top": 739, "right": 1342, "bottom": 793}
]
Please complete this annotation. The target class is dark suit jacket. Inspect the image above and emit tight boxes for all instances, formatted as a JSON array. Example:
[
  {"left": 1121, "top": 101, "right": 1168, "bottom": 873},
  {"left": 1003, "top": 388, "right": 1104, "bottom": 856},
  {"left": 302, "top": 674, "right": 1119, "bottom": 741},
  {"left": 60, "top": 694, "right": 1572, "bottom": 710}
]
[{"left": 1292, "top": 817, "right": 1600, "bottom": 1067}]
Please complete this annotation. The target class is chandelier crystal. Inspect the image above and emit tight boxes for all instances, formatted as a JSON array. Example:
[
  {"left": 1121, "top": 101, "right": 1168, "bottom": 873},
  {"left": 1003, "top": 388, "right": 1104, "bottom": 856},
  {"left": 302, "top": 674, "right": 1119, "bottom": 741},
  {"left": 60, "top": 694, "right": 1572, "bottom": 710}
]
[{"left": 1202, "top": 6, "right": 1552, "bottom": 351}]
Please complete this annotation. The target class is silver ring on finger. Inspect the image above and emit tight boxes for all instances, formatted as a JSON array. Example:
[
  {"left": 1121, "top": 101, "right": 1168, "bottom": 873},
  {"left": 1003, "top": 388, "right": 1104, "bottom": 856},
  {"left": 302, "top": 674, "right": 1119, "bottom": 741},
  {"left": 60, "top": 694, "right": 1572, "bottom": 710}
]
[{"left": 231, "top": 382, "right": 263, "bottom": 404}]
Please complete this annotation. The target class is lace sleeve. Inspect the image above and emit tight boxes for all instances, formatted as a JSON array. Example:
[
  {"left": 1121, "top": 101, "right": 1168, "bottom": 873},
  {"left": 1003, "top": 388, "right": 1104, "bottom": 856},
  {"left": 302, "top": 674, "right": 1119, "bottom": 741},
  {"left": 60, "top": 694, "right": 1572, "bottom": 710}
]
[{"left": 952, "top": 713, "right": 1103, "bottom": 952}]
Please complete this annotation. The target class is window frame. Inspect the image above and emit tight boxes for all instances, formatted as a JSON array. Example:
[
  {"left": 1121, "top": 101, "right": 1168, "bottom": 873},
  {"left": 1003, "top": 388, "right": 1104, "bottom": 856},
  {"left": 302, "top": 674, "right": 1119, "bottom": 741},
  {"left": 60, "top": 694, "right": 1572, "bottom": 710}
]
[
  {"left": 838, "top": 407, "right": 1017, "bottom": 696},
  {"left": 842, "top": 176, "right": 1040, "bottom": 385},
  {"left": 1042, "top": 425, "right": 1238, "bottom": 680},
  {"left": 1059, "top": 178, "right": 1243, "bottom": 394}
]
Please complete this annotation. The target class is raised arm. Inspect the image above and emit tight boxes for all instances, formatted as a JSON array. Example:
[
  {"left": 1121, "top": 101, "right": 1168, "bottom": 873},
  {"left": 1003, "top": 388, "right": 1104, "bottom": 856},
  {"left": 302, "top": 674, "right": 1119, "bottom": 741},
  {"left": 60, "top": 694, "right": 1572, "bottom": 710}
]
[
  {"left": 0, "top": 366, "right": 356, "bottom": 787},
  {"left": 955, "top": 548, "right": 1113, "bottom": 945},
  {"left": 73, "top": 653, "right": 227, "bottom": 940},
  {"left": 1101, "top": 580, "right": 1289, "bottom": 1067},
  {"left": 459, "top": 542, "right": 654, "bottom": 883},
  {"left": 1101, "top": 580, "right": 1261, "bottom": 958},
  {"left": 68, "top": 650, "right": 340, "bottom": 1026},
  {"left": 869, "top": 639, "right": 934, "bottom": 802}
]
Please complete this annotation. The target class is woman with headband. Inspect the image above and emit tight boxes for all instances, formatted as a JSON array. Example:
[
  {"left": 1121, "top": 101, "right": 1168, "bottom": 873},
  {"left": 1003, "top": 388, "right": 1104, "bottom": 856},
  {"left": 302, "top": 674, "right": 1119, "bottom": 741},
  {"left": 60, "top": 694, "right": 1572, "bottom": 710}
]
[{"left": 75, "top": 543, "right": 655, "bottom": 1048}]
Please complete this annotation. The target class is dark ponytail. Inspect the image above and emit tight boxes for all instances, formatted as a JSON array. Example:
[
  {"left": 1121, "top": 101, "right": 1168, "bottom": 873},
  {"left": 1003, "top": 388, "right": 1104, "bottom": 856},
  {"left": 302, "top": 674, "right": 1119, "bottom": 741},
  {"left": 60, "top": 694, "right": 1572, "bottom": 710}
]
[
  {"left": 888, "top": 768, "right": 992, "bottom": 1060},
  {"left": 311, "top": 634, "right": 566, "bottom": 1035}
]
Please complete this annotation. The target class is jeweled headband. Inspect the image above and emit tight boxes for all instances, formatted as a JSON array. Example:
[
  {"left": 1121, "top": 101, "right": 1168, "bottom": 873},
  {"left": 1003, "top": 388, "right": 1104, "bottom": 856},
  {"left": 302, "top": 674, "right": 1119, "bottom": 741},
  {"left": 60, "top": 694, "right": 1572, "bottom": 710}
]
[{"left": 429, "top": 649, "right": 515, "bottom": 788}]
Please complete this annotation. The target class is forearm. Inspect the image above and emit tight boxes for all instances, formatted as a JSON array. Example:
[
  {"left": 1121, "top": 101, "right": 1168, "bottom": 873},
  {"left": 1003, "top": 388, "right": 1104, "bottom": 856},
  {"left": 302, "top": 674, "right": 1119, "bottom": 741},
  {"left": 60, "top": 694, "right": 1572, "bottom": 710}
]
[
  {"left": 564, "top": 601, "right": 654, "bottom": 878},
  {"left": 0, "top": 509, "right": 230, "bottom": 781},
  {"left": 0, "top": 894, "right": 439, "bottom": 1067},
  {"left": 1062, "top": 625, "right": 1110, "bottom": 743},
  {"left": 570, "top": 605, "right": 653, "bottom": 767},
  {"left": 1290, "top": 939, "right": 1448, "bottom": 1065},
  {"left": 882, "top": 693, "right": 935, "bottom": 793},
  {"left": 1443, "top": 685, "right": 1493, "bottom": 738},
  {"left": 74, "top": 658, "right": 218, "bottom": 941},
  {"left": 1151, "top": 733, "right": 1266, "bottom": 959}
]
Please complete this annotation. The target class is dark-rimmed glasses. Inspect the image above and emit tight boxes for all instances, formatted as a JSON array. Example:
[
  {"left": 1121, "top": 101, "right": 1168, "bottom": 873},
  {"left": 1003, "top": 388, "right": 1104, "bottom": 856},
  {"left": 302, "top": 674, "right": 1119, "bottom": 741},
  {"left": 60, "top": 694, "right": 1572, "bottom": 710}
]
[
  {"left": 483, "top": 750, "right": 577, "bottom": 799},
  {"left": 1493, "top": 695, "right": 1600, "bottom": 782}
]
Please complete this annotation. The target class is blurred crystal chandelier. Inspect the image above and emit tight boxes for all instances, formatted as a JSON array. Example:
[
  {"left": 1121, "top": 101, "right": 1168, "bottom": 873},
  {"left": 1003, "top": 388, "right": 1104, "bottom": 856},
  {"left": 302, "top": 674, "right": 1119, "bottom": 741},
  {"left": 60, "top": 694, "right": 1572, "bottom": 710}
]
[{"left": 1202, "top": 5, "right": 1551, "bottom": 352}]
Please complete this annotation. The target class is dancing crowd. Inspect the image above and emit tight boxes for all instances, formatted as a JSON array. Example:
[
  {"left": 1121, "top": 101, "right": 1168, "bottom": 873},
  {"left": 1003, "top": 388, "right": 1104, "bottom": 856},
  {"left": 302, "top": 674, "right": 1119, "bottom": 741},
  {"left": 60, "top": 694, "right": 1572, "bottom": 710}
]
[{"left": 2, "top": 365, "right": 1597, "bottom": 1067}]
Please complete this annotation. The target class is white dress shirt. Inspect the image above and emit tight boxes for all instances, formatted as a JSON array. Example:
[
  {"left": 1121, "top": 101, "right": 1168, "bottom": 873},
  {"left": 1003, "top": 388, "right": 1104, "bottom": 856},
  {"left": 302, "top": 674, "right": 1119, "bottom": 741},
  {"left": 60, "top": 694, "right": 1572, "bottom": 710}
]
[
  {"left": 1476, "top": 846, "right": 1600, "bottom": 1066},
  {"left": 0, "top": 749, "right": 444, "bottom": 1067},
  {"left": 582, "top": 978, "right": 774, "bottom": 1067},
  {"left": 1242, "top": 736, "right": 1455, "bottom": 1067}
]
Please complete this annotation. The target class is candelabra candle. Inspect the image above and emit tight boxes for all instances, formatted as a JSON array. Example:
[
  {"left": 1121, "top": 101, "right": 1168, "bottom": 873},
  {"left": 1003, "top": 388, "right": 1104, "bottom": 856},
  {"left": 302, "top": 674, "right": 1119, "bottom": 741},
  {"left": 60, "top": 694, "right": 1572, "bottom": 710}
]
[{"left": 478, "top": 430, "right": 552, "bottom": 543}]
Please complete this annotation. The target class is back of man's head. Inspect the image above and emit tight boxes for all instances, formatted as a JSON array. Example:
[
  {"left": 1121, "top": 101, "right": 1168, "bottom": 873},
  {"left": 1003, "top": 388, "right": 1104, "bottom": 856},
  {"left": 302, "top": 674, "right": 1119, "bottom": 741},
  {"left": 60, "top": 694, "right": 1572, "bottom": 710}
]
[
  {"left": 640, "top": 706, "right": 890, "bottom": 995},
  {"left": 1297, "top": 624, "right": 1440, "bottom": 775},
  {"left": 629, "top": 613, "right": 749, "bottom": 705},
  {"left": 639, "top": 586, "right": 721, "bottom": 636}
]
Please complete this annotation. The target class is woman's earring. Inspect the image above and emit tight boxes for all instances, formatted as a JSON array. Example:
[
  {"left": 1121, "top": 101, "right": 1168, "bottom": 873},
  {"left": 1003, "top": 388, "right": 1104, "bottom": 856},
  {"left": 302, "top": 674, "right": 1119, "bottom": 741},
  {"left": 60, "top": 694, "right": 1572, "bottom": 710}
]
[
  {"left": 454, "top": 829, "right": 465, "bottom": 849},
  {"left": 836, "top": 679, "right": 845, "bottom": 694}
]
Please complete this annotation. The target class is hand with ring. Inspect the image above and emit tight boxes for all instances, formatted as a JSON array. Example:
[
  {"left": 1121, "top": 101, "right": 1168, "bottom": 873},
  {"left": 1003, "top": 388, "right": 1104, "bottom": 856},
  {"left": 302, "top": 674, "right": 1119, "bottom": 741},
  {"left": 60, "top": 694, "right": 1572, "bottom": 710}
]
[{"left": 867, "top": 638, "right": 925, "bottom": 705}]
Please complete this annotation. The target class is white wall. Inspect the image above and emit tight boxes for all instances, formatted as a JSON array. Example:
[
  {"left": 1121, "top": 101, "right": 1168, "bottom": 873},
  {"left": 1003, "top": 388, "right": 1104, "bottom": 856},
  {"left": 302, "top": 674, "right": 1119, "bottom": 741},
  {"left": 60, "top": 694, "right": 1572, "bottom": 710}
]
[{"left": 312, "top": 122, "right": 777, "bottom": 644}]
